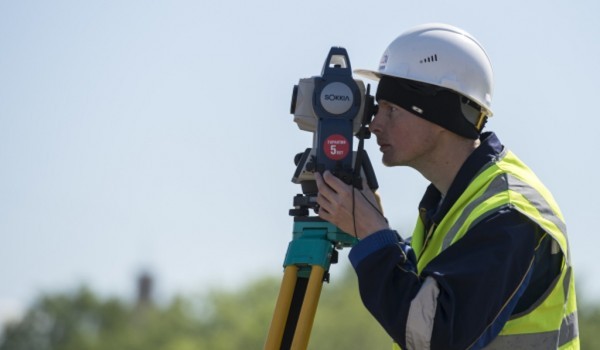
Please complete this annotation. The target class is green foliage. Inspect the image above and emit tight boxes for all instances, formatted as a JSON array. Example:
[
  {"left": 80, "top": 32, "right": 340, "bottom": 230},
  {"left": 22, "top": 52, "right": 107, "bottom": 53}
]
[
  {"left": 198, "top": 277, "right": 280, "bottom": 349},
  {"left": 0, "top": 287, "right": 207, "bottom": 350},
  {"left": 2, "top": 270, "right": 600, "bottom": 350},
  {"left": 0, "top": 270, "right": 391, "bottom": 350},
  {"left": 311, "top": 271, "right": 392, "bottom": 349},
  {"left": 578, "top": 300, "right": 600, "bottom": 349}
]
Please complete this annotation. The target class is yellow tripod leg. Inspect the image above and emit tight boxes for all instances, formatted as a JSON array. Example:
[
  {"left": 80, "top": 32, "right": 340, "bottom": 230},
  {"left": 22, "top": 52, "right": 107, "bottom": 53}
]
[
  {"left": 265, "top": 265, "right": 298, "bottom": 350},
  {"left": 291, "top": 265, "right": 325, "bottom": 350}
]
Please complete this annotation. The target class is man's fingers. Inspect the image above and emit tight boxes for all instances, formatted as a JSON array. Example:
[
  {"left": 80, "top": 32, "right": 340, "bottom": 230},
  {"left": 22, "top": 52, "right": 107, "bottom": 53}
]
[
  {"left": 314, "top": 172, "right": 335, "bottom": 209},
  {"left": 322, "top": 170, "right": 351, "bottom": 193},
  {"left": 315, "top": 172, "right": 330, "bottom": 195}
]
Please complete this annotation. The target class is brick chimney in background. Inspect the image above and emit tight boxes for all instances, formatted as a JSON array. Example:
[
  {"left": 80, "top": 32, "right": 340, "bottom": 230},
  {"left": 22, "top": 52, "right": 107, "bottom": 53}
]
[{"left": 137, "top": 271, "right": 153, "bottom": 306}]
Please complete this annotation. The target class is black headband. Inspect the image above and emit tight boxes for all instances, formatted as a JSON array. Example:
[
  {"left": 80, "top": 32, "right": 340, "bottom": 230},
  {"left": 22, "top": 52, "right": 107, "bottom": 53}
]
[{"left": 376, "top": 76, "right": 481, "bottom": 139}]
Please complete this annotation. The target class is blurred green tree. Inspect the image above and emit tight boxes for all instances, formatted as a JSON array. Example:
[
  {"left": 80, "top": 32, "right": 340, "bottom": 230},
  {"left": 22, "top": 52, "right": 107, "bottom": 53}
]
[
  {"left": 578, "top": 300, "right": 600, "bottom": 349},
  {"left": 1, "top": 269, "right": 598, "bottom": 349}
]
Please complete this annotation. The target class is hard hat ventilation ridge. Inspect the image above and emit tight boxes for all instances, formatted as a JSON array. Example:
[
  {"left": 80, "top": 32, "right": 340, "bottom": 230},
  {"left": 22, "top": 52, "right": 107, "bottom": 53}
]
[{"left": 419, "top": 54, "right": 438, "bottom": 64}]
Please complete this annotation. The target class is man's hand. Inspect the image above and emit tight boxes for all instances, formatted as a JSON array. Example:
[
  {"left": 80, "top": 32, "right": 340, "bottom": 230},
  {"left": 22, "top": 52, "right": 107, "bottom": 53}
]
[{"left": 314, "top": 171, "right": 389, "bottom": 239}]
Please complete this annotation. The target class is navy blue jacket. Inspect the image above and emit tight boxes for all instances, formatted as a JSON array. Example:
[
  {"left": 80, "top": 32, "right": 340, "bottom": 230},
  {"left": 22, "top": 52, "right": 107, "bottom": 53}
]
[{"left": 349, "top": 132, "right": 562, "bottom": 349}]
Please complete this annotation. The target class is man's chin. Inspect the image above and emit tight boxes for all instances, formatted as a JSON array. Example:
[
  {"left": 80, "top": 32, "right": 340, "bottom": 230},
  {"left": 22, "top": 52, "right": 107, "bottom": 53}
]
[
  {"left": 381, "top": 155, "right": 405, "bottom": 167},
  {"left": 382, "top": 157, "right": 396, "bottom": 167}
]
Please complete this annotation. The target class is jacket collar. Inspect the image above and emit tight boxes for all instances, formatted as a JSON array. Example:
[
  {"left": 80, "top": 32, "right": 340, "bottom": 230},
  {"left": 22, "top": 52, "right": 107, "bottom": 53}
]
[{"left": 418, "top": 131, "right": 505, "bottom": 227}]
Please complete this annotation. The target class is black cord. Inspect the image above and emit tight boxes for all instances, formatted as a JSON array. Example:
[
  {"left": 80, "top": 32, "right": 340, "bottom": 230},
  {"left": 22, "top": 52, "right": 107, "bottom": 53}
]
[
  {"left": 351, "top": 85, "right": 387, "bottom": 239},
  {"left": 358, "top": 190, "right": 384, "bottom": 217},
  {"left": 352, "top": 185, "right": 358, "bottom": 239},
  {"left": 351, "top": 186, "right": 387, "bottom": 238}
]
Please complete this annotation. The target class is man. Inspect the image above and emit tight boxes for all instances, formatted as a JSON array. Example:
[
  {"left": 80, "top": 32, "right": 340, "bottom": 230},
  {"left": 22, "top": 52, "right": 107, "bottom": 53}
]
[{"left": 314, "top": 23, "right": 579, "bottom": 349}]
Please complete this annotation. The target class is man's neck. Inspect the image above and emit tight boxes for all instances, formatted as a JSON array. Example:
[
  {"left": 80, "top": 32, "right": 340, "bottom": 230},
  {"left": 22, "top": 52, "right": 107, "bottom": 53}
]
[{"left": 416, "top": 132, "right": 481, "bottom": 196}]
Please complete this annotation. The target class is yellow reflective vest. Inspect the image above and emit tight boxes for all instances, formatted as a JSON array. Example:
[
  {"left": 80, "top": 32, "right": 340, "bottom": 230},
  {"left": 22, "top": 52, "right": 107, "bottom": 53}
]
[{"left": 395, "top": 149, "right": 579, "bottom": 350}]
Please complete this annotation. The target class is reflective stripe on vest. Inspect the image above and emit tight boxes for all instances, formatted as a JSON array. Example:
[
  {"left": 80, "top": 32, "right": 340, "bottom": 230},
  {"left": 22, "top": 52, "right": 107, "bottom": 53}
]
[
  {"left": 399, "top": 150, "right": 579, "bottom": 350},
  {"left": 440, "top": 173, "right": 568, "bottom": 254},
  {"left": 485, "top": 311, "right": 579, "bottom": 349}
]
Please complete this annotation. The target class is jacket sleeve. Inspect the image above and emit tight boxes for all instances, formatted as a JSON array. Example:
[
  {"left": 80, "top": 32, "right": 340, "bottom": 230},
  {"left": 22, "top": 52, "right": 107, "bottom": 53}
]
[{"left": 349, "top": 209, "right": 540, "bottom": 350}]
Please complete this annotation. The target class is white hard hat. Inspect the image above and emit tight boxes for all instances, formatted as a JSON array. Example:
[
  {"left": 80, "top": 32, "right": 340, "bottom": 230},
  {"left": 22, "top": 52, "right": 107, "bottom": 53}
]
[{"left": 355, "top": 23, "right": 494, "bottom": 117}]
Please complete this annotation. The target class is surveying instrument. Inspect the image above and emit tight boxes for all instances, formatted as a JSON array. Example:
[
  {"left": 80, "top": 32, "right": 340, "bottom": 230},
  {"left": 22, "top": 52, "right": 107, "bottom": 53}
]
[{"left": 265, "top": 47, "right": 378, "bottom": 350}]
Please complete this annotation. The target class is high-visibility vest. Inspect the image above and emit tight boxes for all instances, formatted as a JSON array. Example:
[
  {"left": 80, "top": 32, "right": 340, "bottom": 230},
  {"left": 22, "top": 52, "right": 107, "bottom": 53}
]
[{"left": 394, "top": 149, "right": 579, "bottom": 350}]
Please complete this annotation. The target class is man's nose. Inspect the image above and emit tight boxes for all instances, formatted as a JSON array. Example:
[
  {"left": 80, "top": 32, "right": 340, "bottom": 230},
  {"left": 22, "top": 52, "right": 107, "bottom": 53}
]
[{"left": 369, "top": 109, "right": 383, "bottom": 134}]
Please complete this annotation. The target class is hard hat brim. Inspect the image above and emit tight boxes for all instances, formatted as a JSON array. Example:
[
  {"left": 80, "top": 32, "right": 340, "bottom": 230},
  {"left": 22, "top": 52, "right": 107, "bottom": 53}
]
[{"left": 354, "top": 69, "right": 383, "bottom": 81}]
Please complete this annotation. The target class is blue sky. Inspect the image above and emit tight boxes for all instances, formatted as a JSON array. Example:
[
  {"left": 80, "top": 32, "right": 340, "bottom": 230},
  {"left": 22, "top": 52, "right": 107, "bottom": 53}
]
[{"left": 1, "top": 0, "right": 599, "bottom": 323}]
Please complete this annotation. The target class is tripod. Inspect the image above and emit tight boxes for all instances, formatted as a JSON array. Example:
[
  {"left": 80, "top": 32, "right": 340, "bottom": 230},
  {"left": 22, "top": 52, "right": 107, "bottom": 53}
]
[{"left": 264, "top": 208, "right": 357, "bottom": 350}]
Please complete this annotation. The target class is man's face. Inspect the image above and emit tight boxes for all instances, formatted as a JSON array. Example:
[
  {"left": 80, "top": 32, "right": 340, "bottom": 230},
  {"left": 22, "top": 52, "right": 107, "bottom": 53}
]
[{"left": 369, "top": 100, "right": 443, "bottom": 168}]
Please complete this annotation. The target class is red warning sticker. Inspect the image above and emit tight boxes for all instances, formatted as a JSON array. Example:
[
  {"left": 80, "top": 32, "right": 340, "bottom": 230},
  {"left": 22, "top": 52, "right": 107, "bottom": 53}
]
[{"left": 323, "top": 134, "right": 350, "bottom": 160}]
